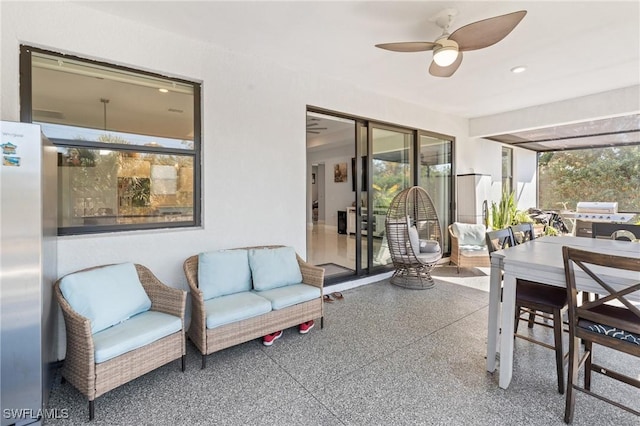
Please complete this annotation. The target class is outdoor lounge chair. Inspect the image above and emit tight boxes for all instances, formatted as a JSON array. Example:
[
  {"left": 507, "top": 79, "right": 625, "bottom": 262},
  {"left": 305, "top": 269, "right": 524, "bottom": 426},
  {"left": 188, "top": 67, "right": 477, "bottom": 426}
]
[{"left": 54, "top": 263, "right": 186, "bottom": 420}]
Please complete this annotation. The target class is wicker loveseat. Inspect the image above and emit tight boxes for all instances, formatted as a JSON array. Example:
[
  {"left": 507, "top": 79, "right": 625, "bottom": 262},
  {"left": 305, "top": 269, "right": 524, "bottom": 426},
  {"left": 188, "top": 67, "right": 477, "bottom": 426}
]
[
  {"left": 55, "top": 263, "right": 187, "bottom": 421},
  {"left": 184, "top": 245, "right": 324, "bottom": 368},
  {"left": 448, "top": 223, "right": 491, "bottom": 272}
]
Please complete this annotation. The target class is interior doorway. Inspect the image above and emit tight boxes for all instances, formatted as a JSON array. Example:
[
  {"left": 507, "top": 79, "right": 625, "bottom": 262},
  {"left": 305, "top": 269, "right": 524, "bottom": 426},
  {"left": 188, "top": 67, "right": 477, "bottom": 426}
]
[{"left": 306, "top": 111, "right": 357, "bottom": 282}]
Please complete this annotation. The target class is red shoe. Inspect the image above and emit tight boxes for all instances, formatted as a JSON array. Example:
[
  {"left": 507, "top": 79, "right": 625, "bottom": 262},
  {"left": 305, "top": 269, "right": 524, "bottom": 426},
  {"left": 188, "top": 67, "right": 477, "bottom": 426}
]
[
  {"left": 263, "top": 330, "right": 283, "bottom": 346},
  {"left": 298, "top": 320, "right": 315, "bottom": 334}
]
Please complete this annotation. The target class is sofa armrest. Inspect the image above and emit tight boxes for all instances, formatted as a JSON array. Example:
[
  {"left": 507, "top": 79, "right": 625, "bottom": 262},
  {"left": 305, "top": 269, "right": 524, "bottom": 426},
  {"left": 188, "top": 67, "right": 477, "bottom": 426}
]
[
  {"left": 296, "top": 254, "right": 324, "bottom": 289},
  {"left": 183, "top": 255, "right": 207, "bottom": 352},
  {"left": 54, "top": 280, "right": 96, "bottom": 399},
  {"left": 449, "top": 225, "right": 460, "bottom": 252}
]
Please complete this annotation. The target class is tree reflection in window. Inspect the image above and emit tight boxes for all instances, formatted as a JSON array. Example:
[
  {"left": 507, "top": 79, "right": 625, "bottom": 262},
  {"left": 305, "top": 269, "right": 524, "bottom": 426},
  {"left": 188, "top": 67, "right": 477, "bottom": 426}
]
[{"left": 118, "top": 177, "right": 151, "bottom": 208}]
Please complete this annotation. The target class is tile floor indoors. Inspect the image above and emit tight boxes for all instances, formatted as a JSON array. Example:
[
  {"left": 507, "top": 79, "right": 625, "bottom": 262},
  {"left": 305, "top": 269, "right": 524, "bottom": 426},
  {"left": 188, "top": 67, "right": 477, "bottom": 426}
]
[{"left": 46, "top": 266, "right": 639, "bottom": 425}]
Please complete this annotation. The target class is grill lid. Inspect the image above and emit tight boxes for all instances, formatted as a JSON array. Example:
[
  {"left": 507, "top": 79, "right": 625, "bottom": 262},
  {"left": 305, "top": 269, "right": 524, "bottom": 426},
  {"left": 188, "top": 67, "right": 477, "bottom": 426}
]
[{"left": 576, "top": 202, "right": 618, "bottom": 214}]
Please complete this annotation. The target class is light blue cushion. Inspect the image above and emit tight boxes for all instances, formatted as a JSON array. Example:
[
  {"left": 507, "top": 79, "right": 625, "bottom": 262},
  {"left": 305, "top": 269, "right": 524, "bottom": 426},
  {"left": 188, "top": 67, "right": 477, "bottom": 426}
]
[
  {"left": 248, "top": 247, "right": 303, "bottom": 291},
  {"left": 198, "top": 250, "right": 251, "bottom": 300},
  {"left": 92, "top": 310, "right": 182, "bottom": 363},
  {"left": 59, "top": 263, "right": 152, "bottom": 334},
  {"left": 204, "top": 292, "right": 272, "bottom": 329},
  {"left": 255, "top": 284, "right": 321, "bottom": 310},
  {"left": 452, "top": 223, "right": 487, "bottom": 246}
]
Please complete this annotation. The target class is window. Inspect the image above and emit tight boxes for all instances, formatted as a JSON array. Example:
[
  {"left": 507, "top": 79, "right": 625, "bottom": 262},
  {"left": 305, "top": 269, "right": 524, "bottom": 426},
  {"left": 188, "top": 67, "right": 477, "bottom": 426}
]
[
  {"left": 501, "top": 146, "right": 513, "bottom": 194},
  {"left": 20, "top": 46, "right": 201, "bottom": 235}
]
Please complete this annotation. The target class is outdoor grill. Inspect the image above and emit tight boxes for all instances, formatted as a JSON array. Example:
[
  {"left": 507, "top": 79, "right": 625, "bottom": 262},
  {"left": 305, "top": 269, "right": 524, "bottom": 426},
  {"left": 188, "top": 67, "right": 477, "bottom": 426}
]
[{"left": 563, "top": 202, "right": 634, "bottom": 237}]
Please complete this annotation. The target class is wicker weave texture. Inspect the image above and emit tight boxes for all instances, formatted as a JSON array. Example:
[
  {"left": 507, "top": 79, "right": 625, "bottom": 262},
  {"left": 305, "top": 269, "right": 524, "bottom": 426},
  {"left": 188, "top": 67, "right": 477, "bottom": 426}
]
[
  {"left": 54, "top": 264, "right": 187, "bottom": 404},
  {"left": 184, "top": 245, "right": 324, "bottom": 357},
  {"left": 205, "top": 299, "right": 322, "bottom": 353},
  {"left": 448, "top": 225, "right": 491, "bottom": 270},
  {"left": 94, "top": 332, "right": 183, "bottom": 398},
  {"left": 385, "top": 186, "right": 443, "bottom": 289}
]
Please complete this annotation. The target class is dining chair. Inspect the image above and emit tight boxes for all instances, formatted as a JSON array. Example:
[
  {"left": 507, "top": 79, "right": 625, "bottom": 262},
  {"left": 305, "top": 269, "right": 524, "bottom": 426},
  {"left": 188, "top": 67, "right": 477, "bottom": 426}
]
[
  {"left": 487, "top": 226, "right": 568, "bottom": 394},
  {"left": 591, "top": 222, "right": 640, "bottom": 241},
  {"left": 510, "top": 222, "right": 536, "bottom": 244},
  {"left": 510, "top": 223, "right": 538, "bottom": 328},
  {"left": 561, "top": 246, "right": 640, "bottom": 422},
  {"left": 587, "top": 223, "right": 640, "bottom": 304}
]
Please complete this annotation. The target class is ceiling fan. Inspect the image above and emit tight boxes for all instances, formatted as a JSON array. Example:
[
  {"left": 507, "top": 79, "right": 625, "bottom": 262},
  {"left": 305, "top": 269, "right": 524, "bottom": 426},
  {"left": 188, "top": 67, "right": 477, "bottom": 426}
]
[{"left": 375, "top": 9, "right": 527, "bottom": 77}]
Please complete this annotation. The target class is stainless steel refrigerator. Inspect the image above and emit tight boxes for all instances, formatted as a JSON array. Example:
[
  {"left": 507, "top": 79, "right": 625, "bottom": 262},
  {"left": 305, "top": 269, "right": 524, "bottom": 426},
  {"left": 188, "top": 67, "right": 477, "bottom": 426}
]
[{"left": 1, "top": 121, "right": 58, "bottom": 426}]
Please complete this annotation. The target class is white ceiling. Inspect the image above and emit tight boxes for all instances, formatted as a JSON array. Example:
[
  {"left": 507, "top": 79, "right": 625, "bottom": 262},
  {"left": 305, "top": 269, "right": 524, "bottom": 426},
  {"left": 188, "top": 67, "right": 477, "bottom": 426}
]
[{"left": 81, "top": 1, "right": 640, "bottom": 119}]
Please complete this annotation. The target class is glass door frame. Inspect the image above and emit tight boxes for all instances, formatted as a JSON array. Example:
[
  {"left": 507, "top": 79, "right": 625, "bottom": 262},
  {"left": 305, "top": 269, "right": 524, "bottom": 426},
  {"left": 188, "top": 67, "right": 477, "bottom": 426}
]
[
  {"left": 417, "top": 130, "right": 456, "bottom": 255},
  {"left": 354, "top": 119, "right": 365, "bottom": 276}
]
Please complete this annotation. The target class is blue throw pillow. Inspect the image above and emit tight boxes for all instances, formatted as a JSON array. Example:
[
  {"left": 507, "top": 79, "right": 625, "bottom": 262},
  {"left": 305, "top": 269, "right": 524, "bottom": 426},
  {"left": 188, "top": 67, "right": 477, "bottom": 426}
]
[
  {"left": 248, "top": 247, "right": 303, "bottom": 291},
  {"left": 59, "top": 263, "right": 152, "bottom": 334},
  {"left": 198, "top": 250, "right": 252, "bottom": 300}
]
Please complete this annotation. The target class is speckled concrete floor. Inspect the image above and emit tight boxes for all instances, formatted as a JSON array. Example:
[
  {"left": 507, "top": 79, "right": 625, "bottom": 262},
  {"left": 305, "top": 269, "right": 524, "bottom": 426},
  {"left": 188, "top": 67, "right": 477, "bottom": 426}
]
[{"left": 45, "top": 275, "right": 639, "bottom": 425}]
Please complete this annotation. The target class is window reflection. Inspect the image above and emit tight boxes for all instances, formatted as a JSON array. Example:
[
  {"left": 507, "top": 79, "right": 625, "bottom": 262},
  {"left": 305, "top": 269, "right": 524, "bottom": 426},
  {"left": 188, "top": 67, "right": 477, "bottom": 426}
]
[{"left": 59, "top": 148, "right": 194, "bottom": 227}]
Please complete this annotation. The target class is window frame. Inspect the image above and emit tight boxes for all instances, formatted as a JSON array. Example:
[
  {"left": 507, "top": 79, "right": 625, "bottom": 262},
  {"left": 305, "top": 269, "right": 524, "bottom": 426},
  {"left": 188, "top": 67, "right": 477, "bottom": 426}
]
[
  {"left": 19, "top": 45, "right": 201, "bottom": 235},
  {"left": 501, "top": 146, "right": 513, "bottom": 194}
]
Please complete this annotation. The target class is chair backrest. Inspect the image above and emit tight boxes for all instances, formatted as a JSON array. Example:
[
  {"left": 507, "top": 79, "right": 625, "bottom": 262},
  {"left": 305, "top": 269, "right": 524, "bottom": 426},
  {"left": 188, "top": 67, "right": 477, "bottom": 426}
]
[
  {"left": 592, "top": 222, "right": 640, "bottom": 241},
  {"left": 485, "top": 228, "right": 515, "bottom": 254},
  {"left": 562, "top": 246, "right": 640, "bottom": 353},
  {"left": 510, "top": 222, "right": 535, "bottom": 244},
  {"left": 386, "top": 186, "right": 442, "bottom": 260}
]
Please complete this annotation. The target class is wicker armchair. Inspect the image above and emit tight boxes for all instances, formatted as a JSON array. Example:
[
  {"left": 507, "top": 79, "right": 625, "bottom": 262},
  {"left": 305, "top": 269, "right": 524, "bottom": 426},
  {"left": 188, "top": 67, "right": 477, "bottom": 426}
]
[
  {"left": 448, "top": 223, "right": 491, "bottom": 272},
  {"left": 385, "top": 186, "right": 443, "bottom": 289},
  {"left": 184, "top": 245, "right": 324, "bottom": 368},
  {"left": 54, "top": 264, "right": 186, "bottom": 421}
]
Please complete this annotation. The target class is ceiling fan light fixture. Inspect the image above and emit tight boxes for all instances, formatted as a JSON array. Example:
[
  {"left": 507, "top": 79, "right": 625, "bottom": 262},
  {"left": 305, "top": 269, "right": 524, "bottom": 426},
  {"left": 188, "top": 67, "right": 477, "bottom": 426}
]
[{"left": 433, "top": 39, "right": 459, "bottom": 67}]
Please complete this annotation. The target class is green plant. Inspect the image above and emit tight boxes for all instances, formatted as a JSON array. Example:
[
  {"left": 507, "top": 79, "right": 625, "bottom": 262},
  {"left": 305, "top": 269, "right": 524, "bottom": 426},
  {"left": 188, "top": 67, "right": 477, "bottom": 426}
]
[
  {"left": 490, "top": 189, "right": 517, "bottom": 230},
  {"left": 372, "top": 183, "right": 399, "bottom": 209},
  {"left": 489, "top": 190, "right": 537, "bottom": 231},
  {"left": 513, "top": 210, "right": 533, "bottom": 224}
]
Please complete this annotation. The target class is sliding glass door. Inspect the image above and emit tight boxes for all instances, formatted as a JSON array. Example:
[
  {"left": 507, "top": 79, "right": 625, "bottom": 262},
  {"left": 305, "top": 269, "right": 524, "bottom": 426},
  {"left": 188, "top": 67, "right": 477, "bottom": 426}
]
[
  {"left": 307, "top": 108, "right": 453, "bottom": 282},
  {"left": 367, "top": 124, "right": 413, "bottom": 269},
  {"left": 418, "top": 133, "right": 453, "bottom": 254}
]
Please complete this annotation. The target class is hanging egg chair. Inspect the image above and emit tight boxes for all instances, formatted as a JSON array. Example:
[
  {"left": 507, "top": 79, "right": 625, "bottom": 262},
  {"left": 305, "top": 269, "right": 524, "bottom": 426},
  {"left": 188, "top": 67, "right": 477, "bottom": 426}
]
[{"left": 385, "top": 186, "right": 443, "bottom": 289}]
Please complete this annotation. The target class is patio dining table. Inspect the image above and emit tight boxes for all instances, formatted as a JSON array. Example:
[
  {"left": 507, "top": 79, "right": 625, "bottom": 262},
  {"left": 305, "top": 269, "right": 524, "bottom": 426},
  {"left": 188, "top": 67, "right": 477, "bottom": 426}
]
[{"left": 486, "top": 235, "right": 640, "bottom": 389}]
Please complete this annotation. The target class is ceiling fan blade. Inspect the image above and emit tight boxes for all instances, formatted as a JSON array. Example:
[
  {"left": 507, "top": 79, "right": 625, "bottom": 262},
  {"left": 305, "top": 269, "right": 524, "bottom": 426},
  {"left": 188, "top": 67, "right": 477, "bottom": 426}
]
[
  {"left": 449, "top": 10, "right": 527, "bottom": 52},
  {"left": 375, "top": 42, "right": 439, "bottom": 52},
  {"left": 429, "top": 52, "right": 463, "bottom": 78}
]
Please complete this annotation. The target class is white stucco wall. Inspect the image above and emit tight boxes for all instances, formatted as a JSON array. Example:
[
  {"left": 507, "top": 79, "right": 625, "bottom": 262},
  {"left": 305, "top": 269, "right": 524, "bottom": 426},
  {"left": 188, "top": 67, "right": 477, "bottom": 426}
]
[
  {"left": 514, "top": 147, "right": 537, "bottom": 209},
  {"left": 0, "top": 0, "right": 470, "bottom": 287}
]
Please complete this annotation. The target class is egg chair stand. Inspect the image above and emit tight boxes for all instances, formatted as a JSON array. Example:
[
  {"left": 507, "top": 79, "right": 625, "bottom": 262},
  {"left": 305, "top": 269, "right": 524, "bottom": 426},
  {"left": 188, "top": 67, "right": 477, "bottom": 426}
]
[{"left": 385, "top": 186, "right": 443, "bottom": 290}]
